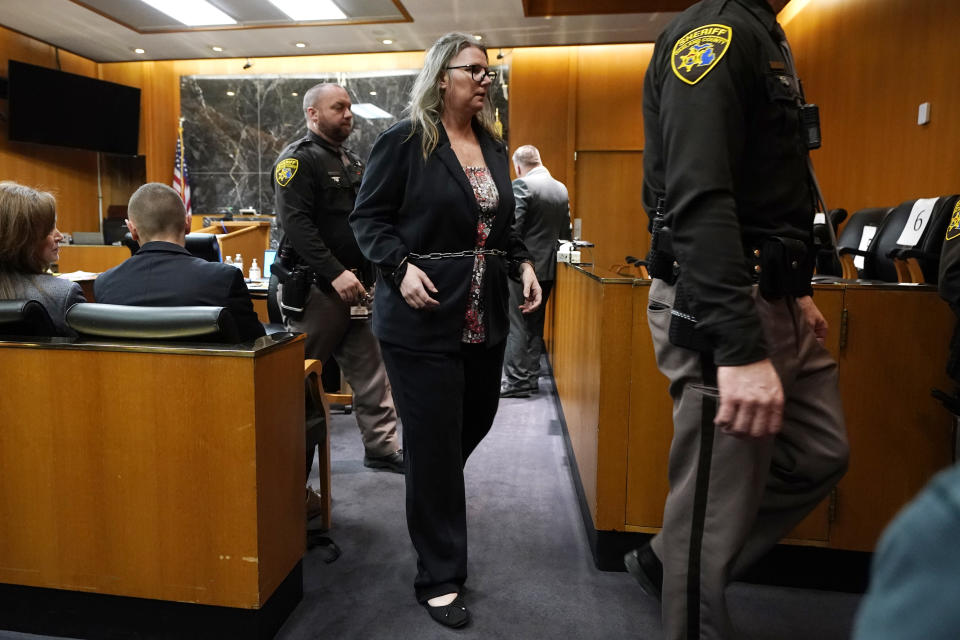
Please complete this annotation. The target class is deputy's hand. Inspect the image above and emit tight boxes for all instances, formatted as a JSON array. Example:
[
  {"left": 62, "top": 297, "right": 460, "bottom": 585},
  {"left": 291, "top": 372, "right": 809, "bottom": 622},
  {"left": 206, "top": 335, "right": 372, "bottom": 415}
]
[
  {"left": 715, "top": 359, "right": 784, "bottom": 439},
  {"left": 331, "top": 269, "right": 366, "bottom": 304},
  {"left": 519, "top": 262, "right": 542, "bottom": 314},
  {"left": 400, "top": 263, "right": 440, "bottom": 310},
  {"left": 796, "top": 295, "right": 828, "bottom": 344}
]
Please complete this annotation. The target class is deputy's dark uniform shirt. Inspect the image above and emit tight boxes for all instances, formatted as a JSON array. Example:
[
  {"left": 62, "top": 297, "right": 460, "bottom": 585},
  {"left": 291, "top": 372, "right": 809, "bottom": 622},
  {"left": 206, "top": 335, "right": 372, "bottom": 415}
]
[
  {"left": 273, "top": 129, "right": 368, "bottom": 284},
  {"left": 642, "top": 0, "right": 815, "bottom": 366}
]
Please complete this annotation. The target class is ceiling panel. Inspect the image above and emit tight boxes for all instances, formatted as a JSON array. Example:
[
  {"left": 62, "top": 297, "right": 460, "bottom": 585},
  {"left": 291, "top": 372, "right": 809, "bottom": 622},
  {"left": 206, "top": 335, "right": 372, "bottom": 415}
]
[
  {"left": 0, "top": 0, "right": 679, "bottom": 62},
  {"left": 523, "top": 0, "right": 695, "bottom": 16}
]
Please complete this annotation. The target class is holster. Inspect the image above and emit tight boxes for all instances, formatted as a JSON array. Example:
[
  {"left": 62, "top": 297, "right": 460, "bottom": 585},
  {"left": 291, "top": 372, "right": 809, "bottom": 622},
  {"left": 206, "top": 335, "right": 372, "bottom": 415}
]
[
  {"left": 274, "top": 261, "right": 311, "bottom": 316},
  {"left": 647, "top": 227, "right": 679, "bottom": 284},
  {"left": 750, "top": 236, "right": 813, "bottom": 299},
  {"left": 668, "top": 277, "right": 712, "bottom": 353}
]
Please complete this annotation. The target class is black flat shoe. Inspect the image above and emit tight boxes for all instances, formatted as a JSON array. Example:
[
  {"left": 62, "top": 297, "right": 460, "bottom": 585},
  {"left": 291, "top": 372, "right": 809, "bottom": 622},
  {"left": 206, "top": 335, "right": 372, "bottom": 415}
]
[{"left": 424, "top": 594, "right": 470, "bottom": 628}]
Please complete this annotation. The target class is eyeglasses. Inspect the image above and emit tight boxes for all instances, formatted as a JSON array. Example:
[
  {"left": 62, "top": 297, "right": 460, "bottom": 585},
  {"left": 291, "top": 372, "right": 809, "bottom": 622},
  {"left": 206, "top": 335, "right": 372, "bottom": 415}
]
[{"left": 446, "top": 64, "right": 498, "bottom": 82}]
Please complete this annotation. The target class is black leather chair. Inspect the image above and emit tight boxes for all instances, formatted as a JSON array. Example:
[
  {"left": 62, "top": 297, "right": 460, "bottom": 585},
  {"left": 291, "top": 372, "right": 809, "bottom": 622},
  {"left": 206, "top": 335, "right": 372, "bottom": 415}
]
[
  {"left": 0, "top": 299, "right": 57, "bottom": 337},
  {"left": 121, "top": 232, "right": 221, "bottom": 263},
  {"left": 836, "top": 207, "right": 892, "bottom": 279},
  {"left": 813, "top": 208, "right": 847, "bottom": 276},
  {"left": 185, "top": 233, "right": 221, "bottom": 262},
  {"left": 121, "top": 231, "right": 139, "bottom": 256},
  {"left": 65, "top": 303, "right": 241, "bottom": 343},
  {"left": 887, "top": 195, "right": 959, "bottom": 284}
]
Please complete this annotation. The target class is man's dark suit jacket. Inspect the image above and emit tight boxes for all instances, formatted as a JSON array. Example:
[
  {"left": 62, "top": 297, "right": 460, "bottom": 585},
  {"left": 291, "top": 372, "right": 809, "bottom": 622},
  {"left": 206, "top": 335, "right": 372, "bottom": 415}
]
[
  {"left": 350, "top": 119, "right": 532, "bottom": 353},
  {"left": 94, "top": 241, "right": 266, "bottom": 342},
  {"left": 512, "top": 165, "right": 571, "bottom": 282}
]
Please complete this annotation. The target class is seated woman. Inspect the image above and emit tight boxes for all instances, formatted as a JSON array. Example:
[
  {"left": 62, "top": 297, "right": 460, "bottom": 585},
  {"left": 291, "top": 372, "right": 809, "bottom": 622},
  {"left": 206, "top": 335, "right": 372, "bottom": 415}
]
[{"left": 0, "top": 181, "right": 86, "bottom": 335}]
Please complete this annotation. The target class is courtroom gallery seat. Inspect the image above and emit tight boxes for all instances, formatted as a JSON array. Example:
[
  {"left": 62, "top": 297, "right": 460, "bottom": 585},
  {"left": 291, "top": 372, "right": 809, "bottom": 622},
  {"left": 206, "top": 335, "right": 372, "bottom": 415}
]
[{"left": 0, "top": 299, "right": 57, "bottom": 337}]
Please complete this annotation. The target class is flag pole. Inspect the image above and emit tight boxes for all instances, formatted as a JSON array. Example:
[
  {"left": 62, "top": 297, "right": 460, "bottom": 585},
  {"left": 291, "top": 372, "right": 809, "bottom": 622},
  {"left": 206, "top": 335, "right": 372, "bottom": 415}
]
[{"left": 177, "top": 117, "right": 186, "bottom": 206}]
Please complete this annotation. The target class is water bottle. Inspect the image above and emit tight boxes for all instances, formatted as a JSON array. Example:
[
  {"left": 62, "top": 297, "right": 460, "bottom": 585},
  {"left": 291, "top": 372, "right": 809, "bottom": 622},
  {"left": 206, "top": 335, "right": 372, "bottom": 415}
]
[
  {"left": 234, "top": 253, "right": 244, "bottom": 274},
  {"left": 249, "top": 259, "right": 261, "bottom": 281},
  {"left": 224, "top": 255, "right": 235, "bottom": 266}
]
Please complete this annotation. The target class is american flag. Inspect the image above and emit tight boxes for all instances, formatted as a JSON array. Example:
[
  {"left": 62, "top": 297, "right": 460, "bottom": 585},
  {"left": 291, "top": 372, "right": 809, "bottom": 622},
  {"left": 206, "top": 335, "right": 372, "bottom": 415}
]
[{"left": 173, "top": 127, "right": 192, "bottom": 215}]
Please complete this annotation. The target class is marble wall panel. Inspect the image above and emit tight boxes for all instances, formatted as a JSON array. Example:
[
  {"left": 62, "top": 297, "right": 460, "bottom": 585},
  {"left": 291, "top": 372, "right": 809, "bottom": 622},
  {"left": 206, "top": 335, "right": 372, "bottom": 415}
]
[{"left": 181, "top": 67, "right": 509, "bottom": 217}]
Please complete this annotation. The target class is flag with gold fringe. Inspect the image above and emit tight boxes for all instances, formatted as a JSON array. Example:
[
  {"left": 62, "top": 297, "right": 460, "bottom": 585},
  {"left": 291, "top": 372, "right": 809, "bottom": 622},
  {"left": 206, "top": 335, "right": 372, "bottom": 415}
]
[{"left": 173, "top": 121, "right": 192, "bottom": 215}]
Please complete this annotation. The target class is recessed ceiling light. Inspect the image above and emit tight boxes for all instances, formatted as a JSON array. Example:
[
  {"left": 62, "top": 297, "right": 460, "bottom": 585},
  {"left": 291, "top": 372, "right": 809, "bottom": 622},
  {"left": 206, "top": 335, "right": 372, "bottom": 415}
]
[
  {"left": 381, "top": 39, "right": 393, "bottom": 45},
  {"left": 140, "top": 0, "right": 237, "bottom": 26},
  {"left": 291, "top": 92, "right": 299, "bottom": 97},
  {"left": 369, "top": 91, "right": 377, "bottom": 96},
  {"left": 352, "top": 103, "right": 393, "bottom": 119},
  {"left": 473, "top": 34, "right": 483, "bottom": 41},
  {"left": 226, "top": 91, "right": 236, "bottom": 96},
  {"left": 133, "top": 48, "right": 146, "bottom": 54},
  {"left": 211, "top": 45, "right": 223, "bottom": 52},
  {"left": 269, "top": 0, "right": 346, "bottom": 21},
  {"left": 295, "top": 42, "right": 307, "bottom": 48}
]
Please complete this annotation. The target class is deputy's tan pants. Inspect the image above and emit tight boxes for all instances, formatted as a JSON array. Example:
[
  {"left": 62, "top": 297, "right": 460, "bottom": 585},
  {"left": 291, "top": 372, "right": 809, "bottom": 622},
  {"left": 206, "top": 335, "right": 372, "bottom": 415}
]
[{"left": 647, "top": 278, "right": 849, "bottom": 640}]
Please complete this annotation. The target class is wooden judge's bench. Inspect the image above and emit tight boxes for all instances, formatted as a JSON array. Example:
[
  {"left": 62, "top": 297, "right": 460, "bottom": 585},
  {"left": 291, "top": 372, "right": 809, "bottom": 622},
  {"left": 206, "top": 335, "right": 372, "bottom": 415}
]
[{"left": 549, "top": 262, "right": 955, "bottom": 577}]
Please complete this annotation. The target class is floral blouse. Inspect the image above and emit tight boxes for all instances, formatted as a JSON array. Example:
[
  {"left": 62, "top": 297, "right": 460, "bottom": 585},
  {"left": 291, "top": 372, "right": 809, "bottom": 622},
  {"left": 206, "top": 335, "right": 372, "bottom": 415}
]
[{"left": 461, "top": 165, "right": 499, "bottom": 343}]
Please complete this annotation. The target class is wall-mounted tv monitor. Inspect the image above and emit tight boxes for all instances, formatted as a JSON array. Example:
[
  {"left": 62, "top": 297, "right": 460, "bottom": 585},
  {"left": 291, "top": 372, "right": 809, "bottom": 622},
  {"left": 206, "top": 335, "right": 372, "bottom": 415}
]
[{"left": 7, "top": 60, "right": 141, "bottom": 156}]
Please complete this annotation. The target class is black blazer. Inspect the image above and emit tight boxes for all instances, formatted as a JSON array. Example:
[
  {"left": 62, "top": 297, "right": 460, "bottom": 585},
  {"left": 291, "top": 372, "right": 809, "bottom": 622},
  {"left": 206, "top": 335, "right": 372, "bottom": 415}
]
[
  {"left": 94, "top": 241, "right": 266, "bottom": 342},
  {"left": 350, "top": 119, "right": 531, "bottom": 352}
]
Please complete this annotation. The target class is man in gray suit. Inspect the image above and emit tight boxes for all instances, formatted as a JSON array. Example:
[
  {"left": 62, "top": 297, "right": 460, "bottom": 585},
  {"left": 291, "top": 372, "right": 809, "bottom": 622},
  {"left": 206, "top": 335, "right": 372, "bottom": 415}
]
[{"left": 501, "top": 145, "right": 571, "bottom": 398}]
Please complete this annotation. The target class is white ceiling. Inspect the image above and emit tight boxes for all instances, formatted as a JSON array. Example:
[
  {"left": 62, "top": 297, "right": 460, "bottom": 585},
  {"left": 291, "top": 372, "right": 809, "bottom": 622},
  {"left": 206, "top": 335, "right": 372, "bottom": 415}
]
[{"left": 0, "top": 0, "right": 678, "bottom": 63}]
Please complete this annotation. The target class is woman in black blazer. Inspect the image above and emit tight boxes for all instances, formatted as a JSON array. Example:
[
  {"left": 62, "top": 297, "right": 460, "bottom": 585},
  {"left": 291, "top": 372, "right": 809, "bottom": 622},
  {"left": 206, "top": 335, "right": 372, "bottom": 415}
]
[{"left": 350, "top": 32, "right": 541, "bottom": 628}]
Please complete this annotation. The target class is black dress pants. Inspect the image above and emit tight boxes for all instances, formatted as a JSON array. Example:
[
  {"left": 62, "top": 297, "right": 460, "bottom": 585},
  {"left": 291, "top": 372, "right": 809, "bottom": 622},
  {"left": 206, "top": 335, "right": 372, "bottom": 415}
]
[{"left": 379, "top": 340, "right": 506, "bottom": 602}]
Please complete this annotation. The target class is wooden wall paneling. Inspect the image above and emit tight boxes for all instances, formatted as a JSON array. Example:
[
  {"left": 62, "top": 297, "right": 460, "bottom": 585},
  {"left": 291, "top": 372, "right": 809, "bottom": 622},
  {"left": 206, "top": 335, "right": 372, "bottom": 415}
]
[
  {"left": 574, "top": 151, "right": 649, "bottom": 274},
  {"left": 830, "top": 287, "right": 955, "bottom": 551},
  {"left": 508, "top": 47, "right": 576, "bottom": 188},
  {"left": 624, "top": 282, "right": 672, "bottom": 530},
  {"left": 786, "top": 0, "right": 960, "bottom": 214},
  {"left": 574, "top": 45, "right": 653, "bottom": 151},
  {"left": 0, "top": 26, "right": 101, "bottom": 233},
  {"left": 56, "top": 245, "right": 130, "bottom": 273}
]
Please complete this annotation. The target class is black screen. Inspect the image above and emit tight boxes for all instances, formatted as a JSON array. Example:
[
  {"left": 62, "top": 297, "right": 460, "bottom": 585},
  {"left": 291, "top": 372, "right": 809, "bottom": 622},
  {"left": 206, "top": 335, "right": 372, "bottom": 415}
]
[{"left": 7, "top": 60, "right": 141, "bottom": 156}]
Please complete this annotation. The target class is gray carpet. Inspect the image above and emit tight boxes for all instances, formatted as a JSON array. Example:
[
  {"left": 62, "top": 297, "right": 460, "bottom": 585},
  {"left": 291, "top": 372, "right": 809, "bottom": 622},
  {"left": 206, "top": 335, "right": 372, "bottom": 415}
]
[
  {"left": 278, "top": 370, "right": 861, "bottom": 640},
  {"left": 0, "top": 367, "right": 862, "bottom": 640}
]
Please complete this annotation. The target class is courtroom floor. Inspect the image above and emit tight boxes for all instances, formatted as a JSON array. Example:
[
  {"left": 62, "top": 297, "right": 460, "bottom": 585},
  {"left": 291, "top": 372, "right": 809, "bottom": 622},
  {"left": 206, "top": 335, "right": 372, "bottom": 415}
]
[{"left": 0, "top": 364, "right": 863, "bottom": 640}]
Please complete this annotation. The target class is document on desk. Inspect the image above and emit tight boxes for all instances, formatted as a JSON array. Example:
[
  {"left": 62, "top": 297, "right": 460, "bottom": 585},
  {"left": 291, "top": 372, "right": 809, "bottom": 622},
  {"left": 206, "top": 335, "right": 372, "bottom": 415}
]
[{"left": 57, "top": 270, "right": 100, "bottom": 281}]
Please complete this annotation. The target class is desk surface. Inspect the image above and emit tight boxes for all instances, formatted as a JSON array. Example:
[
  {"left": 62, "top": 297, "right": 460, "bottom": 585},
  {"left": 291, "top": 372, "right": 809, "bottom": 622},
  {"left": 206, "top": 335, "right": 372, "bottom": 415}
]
[{"left": 0, "top": 330, "right": 301, "bottom": 357}]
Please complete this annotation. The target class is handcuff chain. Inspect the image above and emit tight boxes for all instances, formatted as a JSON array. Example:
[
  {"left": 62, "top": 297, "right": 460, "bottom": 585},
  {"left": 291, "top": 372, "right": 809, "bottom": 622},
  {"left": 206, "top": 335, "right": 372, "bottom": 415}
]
[{"left": 408, "top": 249, "right": 507, "bottom": 260}]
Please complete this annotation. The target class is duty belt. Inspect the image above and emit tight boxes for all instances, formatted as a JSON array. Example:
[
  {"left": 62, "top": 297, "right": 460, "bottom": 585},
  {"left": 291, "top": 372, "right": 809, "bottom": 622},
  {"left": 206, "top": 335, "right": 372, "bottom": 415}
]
[{"left": 409, "top": 249, "right": 506, "bottom": 260}]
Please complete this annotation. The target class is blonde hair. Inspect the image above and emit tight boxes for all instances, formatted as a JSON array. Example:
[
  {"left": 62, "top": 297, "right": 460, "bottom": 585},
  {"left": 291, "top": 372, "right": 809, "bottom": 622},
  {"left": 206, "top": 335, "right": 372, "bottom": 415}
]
[
  {"left": 0, "top": 181, "right": 57, "bottom": 298},
  {"left": 406, "top": 32, "right": 501, "bottom": 160}
]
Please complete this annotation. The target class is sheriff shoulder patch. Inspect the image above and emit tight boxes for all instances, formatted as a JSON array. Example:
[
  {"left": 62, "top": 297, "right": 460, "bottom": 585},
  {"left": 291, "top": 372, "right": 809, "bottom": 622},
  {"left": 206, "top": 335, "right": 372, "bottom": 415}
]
[
  {"left": 946, "top": 199, "right": 960, "bottom": 241},
  {"left": 275, "top": 158, "right": 299, "bottom": 187},
  {"left": 671, "top": 24, "right": 733, "bottom": 86}
]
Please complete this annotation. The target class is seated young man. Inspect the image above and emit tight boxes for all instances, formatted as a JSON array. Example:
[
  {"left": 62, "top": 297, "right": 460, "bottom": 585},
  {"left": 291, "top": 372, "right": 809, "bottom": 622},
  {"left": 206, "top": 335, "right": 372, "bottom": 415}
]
[{"left": 95, "top": 183, "right": 265, "bottom": 342}]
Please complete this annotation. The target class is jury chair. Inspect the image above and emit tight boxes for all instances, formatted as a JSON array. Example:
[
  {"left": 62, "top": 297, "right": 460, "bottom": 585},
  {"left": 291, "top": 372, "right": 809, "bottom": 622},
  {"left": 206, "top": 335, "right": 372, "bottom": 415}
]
[
  {"left": 836, "top": 207, "right": 891, "bottom": 279},
  {"left": 0, "top": 299, "right": 57, "bottom": 337},
  {"left": 887, "top": 195, "right": 959, "bottom": 284}
]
